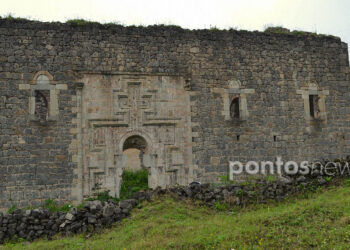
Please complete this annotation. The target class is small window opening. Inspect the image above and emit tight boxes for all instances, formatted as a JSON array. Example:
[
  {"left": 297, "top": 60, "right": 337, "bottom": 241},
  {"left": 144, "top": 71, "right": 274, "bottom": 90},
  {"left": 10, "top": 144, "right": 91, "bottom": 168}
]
[
  {"left": 309, "top": 95, "right": 319, "bottom": 118},
  {"left": 236, "top": 135, "right": 240, "bottom": 141},
  {"left": 35, "top": 90, "right": 49, "bottom": 121},
  {"left": 273, "top": 135, "right": 277, "bottom": 142},
  {"left": 230, "top": 97, "right": 240, "bottom": 119}
]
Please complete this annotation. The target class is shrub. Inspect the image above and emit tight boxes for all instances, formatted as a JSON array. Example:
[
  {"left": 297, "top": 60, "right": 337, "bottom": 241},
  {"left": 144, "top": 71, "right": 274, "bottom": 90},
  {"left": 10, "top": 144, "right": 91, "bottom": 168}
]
[{"left": 120, "top": 169, "right": 149, "bottom": 200}]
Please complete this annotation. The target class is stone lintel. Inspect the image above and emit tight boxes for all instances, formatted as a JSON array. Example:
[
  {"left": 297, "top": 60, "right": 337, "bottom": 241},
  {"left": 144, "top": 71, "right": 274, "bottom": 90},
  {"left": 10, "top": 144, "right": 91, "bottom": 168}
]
[
  {"left": 19, "top": 84, "right": 31, "bottom": 90},
  {"left": 32, "top": 85, "right": 55, "bottom": 90},
  {"left": 297, "top": 89, "right": 329, "bottom": 95},
  {"left": 228, "top": 89, "right": 240, "bottom": 94},
  {"left": 240, "top": 89, "right": 255, "bottom": 94},
  {"left": 56, "top": 84, "right": 68, "bottom": 90}
]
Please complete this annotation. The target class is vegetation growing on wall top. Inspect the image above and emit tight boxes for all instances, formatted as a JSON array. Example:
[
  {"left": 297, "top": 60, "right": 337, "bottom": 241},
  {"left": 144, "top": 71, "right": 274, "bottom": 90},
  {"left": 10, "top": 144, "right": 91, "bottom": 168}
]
[
  {"left": 66, "top": 19, "right": 102, "bottom": 26},
  {"left": 1, "top": 14, "right": 30, "bottom": 22},
  {"left": 0, "top": 15, "right": 341, "bottom": 40},
  {"left": 264, "top": 25, "right": 338, "bottom": 39}
]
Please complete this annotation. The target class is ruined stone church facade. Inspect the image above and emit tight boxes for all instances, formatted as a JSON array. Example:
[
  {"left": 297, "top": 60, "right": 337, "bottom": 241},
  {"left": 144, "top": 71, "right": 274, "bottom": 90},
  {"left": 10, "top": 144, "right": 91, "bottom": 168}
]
[{"left": 0, "top": 19, "right": 349, "bottom": 209}]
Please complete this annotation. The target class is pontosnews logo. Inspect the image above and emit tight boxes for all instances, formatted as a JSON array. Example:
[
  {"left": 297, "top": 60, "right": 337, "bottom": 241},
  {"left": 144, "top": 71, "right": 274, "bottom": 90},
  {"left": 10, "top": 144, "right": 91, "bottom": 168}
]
[{"left": 229, "top": 157, "right": 350, "bottom": 180}]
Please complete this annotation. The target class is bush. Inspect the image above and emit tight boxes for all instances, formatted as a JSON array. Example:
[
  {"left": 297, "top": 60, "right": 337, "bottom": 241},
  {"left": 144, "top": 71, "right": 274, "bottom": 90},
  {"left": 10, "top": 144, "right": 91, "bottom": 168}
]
[{"left": 120, "top": 169, "right": 149, "bottom": 200}]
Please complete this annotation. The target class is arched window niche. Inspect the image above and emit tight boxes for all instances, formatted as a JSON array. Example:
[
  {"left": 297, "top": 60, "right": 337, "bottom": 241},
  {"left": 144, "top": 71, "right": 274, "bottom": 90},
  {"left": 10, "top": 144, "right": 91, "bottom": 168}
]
[
  {"left": 29, "top": 71, "right": 56, "bottom": 121},
  {"left": 26, "top": 71, "right": 64, "bottom": 122},
  {"left": 213, "top": 79, "right": 254, "bottom": 121},
  {"left": 230, "top": 96, "right": 240, "bottom": 119}
]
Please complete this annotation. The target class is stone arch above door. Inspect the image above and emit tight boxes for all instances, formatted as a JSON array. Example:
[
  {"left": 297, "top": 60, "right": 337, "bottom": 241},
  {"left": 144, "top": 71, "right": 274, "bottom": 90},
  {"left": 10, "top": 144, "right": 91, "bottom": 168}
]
[
  {"left": 120, "top": 133, "right": 151, "bottom": 172},
  {"left": 118, "top": 131, "right": 154, "bottom": 155},
  {"left": 123, "top": 135, "right": 147, "bottom": 152}
]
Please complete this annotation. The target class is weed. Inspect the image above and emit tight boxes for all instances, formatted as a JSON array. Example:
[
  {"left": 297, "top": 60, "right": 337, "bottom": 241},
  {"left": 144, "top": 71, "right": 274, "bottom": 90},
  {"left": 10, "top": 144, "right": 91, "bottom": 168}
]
[
  {"left": 43, "top": 199, "right": 72, "bottom": 212},
  {"left": 87, "top": 190, "right": 119, "bottom": 203},
  {"left": 120, "top": 169, "right": 149, "bottom": 200},
  {"left": 235, "top": 189, "right": 243, "bottom": 196},
  {"left": 2, "top": 14, "right": 30, "bottom": 21},
  {"left": 264, "top": 175, "right": 277, "bottom": 183},
  {"left": 218, "top": 175, "right": 235, "bottom": 185},
  {"left": 214, "top": 201, "right": 227, "bottom": 211},
  {"left": 7, "top": 205, "right": 17, "bottom": 214},
  {"left": 325, "top": 176, "right": 332, "bottom": 182}
]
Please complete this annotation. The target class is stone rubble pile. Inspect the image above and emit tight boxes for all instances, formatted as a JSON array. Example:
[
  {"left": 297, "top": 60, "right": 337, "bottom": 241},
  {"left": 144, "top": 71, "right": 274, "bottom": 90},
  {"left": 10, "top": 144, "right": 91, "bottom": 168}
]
[
  {"left": 0, "top": 196, "right": 148, "bottom": 243},
  {"left": 167, "top": 158, "right": 350, "bottom": 206},
  {"left": 166, "top": 175, "right": 331, "bottom": 206}
]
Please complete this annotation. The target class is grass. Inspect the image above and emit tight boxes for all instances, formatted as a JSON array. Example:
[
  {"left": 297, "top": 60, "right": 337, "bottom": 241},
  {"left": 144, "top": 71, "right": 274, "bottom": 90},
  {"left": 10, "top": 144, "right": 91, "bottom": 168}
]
[
  {"left": 0, "top": 16, "right": 340, "bottom": 40},
  {"left": 1, "top": 14, "right": 31, "bottom": 22},
  {"left": 3, "top": 183, "right": 350, "bottom": 249}
]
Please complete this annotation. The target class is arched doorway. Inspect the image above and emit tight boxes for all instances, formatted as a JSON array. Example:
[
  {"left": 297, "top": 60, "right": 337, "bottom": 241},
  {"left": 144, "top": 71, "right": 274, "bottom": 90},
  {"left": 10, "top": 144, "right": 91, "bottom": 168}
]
[
  {"left": 120, "top": 135, "right": 149, "bottom": 199},
  {"left": 122, "top": 135, "right": 148, "bottom": 171}
]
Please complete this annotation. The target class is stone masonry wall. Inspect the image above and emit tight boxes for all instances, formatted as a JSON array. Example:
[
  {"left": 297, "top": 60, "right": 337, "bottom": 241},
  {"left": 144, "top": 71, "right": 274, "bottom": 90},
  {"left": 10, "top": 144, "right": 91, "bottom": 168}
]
[{"left": 0, "top": 19, "right": 349, "bottom": 209}]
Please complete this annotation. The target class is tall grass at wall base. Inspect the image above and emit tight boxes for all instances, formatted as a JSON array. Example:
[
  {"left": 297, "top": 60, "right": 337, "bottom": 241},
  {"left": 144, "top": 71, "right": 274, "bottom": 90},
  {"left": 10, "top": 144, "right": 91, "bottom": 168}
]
[{"left": 120, "top": 169, "right": 149, "bottom": 200}]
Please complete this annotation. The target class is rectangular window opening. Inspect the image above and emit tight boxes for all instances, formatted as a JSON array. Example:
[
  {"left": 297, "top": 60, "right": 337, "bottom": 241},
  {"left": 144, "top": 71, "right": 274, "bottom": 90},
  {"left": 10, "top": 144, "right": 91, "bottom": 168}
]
[
  {"left": 309, "top": 94, "right": 318, "bottom": 118},
  {"left": 34, "top": 90, "right": 50, "bottom": 121}
]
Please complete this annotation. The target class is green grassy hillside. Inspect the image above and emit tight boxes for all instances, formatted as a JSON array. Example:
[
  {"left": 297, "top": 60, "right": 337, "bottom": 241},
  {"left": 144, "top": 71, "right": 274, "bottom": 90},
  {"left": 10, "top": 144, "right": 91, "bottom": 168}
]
[{"left": 3, "top": 184, "right": 350, "bottom": 249}]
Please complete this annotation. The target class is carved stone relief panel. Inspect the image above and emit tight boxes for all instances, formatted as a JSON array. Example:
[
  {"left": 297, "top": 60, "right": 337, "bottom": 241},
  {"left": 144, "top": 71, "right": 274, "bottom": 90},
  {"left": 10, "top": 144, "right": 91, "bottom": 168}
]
[{"left": 77, "top": 74, "right": 193, "bottom": 198}]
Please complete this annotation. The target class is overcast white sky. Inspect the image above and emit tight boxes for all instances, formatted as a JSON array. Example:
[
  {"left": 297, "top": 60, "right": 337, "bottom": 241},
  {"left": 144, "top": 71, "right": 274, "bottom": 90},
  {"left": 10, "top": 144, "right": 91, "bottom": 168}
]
[{"left": 1, "top": 0, "right": 350, "bottom": 53}]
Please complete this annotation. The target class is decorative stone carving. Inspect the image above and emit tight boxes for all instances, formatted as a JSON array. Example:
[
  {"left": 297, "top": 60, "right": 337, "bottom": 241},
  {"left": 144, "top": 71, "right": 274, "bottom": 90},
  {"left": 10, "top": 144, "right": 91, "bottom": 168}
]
[{"left": 75, "top": 74, "right": 193, "bottom": 199}]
